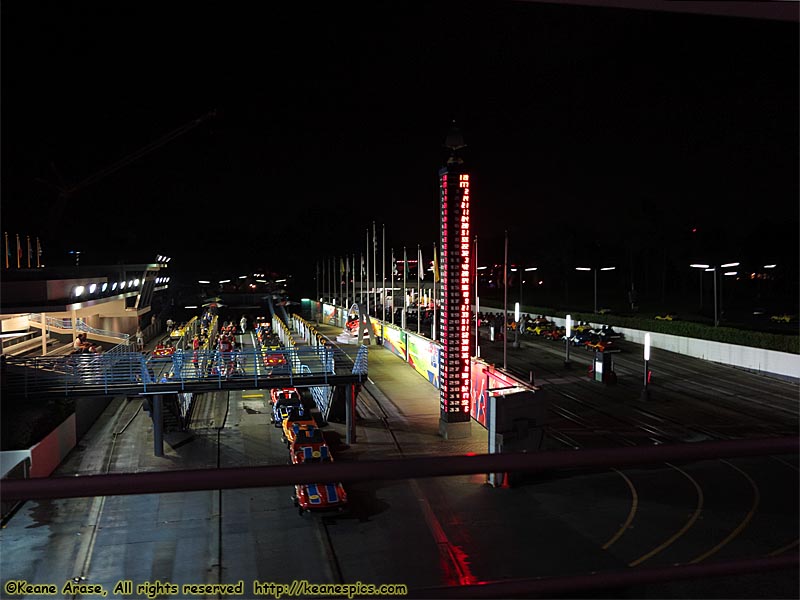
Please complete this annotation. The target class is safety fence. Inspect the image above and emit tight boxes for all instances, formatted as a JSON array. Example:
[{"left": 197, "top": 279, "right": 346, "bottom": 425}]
[
  {"left": 1, "top": 345, "right": 368, "bottom": 398},
  {"left": 28, "top": 313, "right": 131, "bottom": 342}
]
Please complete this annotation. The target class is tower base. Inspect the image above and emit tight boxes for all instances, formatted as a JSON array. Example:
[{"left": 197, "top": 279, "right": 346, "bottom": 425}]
[{"left": 439, "top": 418, "right": 472, "bottom": 440}]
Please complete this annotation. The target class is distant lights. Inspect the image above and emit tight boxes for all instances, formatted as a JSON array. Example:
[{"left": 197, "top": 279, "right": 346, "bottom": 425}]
[
  {"left": 74, "top": 285, "right": 85, "bottom": 297},
  {"left": 219, "top": 279, "right": 231, "bottom": 283},
  {"left": 198, "top": 280, "right": 210, "bottom": 284},
  {"left": 575, "top": 267, "right": 591, "bottom": 271},
  {"left": 724, "top": 271, "right": 738, "bottom": 276},
  {"left": 275, "top": 278, "right": 287, "bottom": 283},
  {"left": 524, "top": 267, "right": 538, "bottom": 271},
  {"left": 600, "top": 266, "right": 616, "bottom": 271},
  {"left": 88, "top": 283, "right": 97, "bottom": 294},
  {"left": 128, "top": 280, "right": 133, "bottom": 288},
  {"left": 256, "top": 279, "right": 267, "bottom": 283},
  {"left": 720, "top": 262, "right": 740, "bottom": 268},
  {"left": 764, "top": 264, "right": 777, "bottom": 269},
  {"left": 101, "top": 282, "right": 108, "bottom": 292},
  {"left": 134, "top": 278, "right": 140, "bottom": 286},
  {"left": 111, "top": 282, "right": 118, "bottom": 291},
  {"left": 120, "top": 281, "right": 126, "bottom": 289},
  {"left": 705, "top": 268, "right": 715, "bottom": 272},
  {"left": 690, "top": 264, "right": 710, "bottom": 269},
  {"left": 477, "top": 266, "right": 487, "bottom": 270},
  {"left": 184, "top": 305, "right": 198, "bottom": 309},
  {"left": 239, "top": 275, "right": 247, "bottom": 279}
]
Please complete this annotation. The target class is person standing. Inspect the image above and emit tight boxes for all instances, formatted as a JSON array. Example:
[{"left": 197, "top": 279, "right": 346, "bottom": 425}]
[
  {"left": 240, "top": 315, "right": 247, "bottom": 334},
  {"left": 135, "top": 327, "right": 144, "bottom": 351}
]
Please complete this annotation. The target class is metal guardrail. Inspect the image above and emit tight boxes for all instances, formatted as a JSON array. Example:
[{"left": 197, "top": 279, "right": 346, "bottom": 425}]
[
  {"left": 1, "top": 346, "right": 367, "bottom": 398},
  {"left": 28, "top": 313, "right": 130, "bottom": 341}
]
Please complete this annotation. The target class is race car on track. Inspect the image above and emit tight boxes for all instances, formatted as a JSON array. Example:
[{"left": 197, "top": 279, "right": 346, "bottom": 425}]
[
  {"left": 293, "top": 481, "right": 348, "bottom": 515},
  {"left": 542, "top": 327, "right": 566, "bottom": 341},
  {"left": 290, "top": 428, "right": 329, "bottom": 462},
  {"left": 282, "top": 411, "right": 319, "bottom": 446},
  {"left": 272, "top": 395, "right": 304, "bottom": 428},
  {"left": 655, "top": 314, "right": 675, "bottom": 321},
  {"left": 585, "top": 337, "right": 614, "bottom": 352},
  {"left": 270, "top": 387, "right": 300, "bottom": 405}
]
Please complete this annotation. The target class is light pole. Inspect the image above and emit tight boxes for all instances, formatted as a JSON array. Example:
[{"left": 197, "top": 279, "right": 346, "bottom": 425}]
[
  {"left": 641, "top": 332, "right": 651, "bottom": 401},
  {"left": 564, "top": 314, "right": 572, "bottom": 367},
  {"left": 576, "top": 266, "right": 615, "bottom": 314},
  {"left": 690, "top": 262, "right": 739, "bottom": 327}
]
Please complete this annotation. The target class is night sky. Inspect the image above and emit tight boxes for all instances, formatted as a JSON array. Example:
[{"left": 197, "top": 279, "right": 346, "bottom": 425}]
[{"left": 2, "top": 1, "right": 798, "bottom": 294}]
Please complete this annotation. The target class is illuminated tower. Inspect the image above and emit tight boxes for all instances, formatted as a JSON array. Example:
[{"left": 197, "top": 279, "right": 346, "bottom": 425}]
[{"left": 438, "top": 122, "right": 472, "bottom": 439}]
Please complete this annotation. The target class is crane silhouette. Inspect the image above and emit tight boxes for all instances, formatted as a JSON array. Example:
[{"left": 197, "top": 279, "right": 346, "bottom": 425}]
[{"left": 36, "top": 109, "right": 217, "bottom": 240}]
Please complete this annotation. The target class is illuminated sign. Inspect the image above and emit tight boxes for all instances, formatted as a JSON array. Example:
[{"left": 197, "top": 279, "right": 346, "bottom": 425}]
[{"left": 438, "top": 168, "right": 471, "bottom": 423}]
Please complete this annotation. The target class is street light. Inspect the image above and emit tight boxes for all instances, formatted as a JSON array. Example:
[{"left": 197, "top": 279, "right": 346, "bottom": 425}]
[
  {"left": 690, "top": 261, "right": 738, "bottom": 327},
  {"left": 641, "top": 332, "right": 651, "bottom": 401},
  {"left": 576, "top": 266, "right": 615, "bottom": 314},
  {"left": 564, "top": 314, "right": 572, "bottom": 367}
]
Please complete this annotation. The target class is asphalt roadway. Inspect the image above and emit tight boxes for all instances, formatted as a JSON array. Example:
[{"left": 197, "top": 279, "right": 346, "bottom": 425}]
[{"left": 0, "top": 322, "right": 797, "bottom": 599}]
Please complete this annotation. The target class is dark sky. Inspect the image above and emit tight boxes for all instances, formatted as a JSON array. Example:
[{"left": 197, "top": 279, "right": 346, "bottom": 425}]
[{"left": 2, "top": 1, "right": 798, "bottom": 288}]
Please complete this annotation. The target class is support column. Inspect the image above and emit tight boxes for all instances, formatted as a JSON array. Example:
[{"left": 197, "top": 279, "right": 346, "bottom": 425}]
[
  {"left": 41, "top": 312, "right": 47, "bottom": 356},
  {"left": 345, "top": 384, "right": 357, "bottom": 445},
  {"left": 153, "top": 394, "right": 164, "bottom": 457}
]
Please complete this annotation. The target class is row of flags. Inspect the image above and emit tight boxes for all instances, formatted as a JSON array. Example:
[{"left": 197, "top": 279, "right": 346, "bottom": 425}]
[
  {"left": 4, "top": 232, "right": 43, "bottom": 269},
  {"left": 336, "top": 244, "right": 440, "bottom": 282}
]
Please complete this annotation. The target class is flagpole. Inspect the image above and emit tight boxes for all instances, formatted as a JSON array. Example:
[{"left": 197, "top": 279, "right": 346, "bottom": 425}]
[
  {"left": 37, "top": 237, "right": 41, "bottom": 268},
  {"left": 432, "top": 242, "right": 437, "bottom": 341},
  {"left": 417, "top": 243, "right": 421, "bottom": 334},
  {"left": 365, "top": 230, "right": 370, "bottom": 315},
  {"left": 346, "top": 256, "right": 350, "bottom": 308},
  {"left": 390, "top": 247, "right": 395, "bottom": 326},
  {"left": 381, "top": 224, "right": 386, "bottom": 321},
  {"left": 402, "top": 247, "right": 407, "bottom": 330},
  {"left": 504, "top": 229, "right": 508, "bottom": 371},
  {"left": 4, "top": 232, "right": 8, "bottom": 269},
  {"left": 316, "top": 261, "right": 320, "bottom": 302},
  {"left": 372, "top": 221, "right": 377, "bottom": 317},
  {"left": 16, "top": 233, "right": 21, "bottom": 269},
  {"left": 339, "top": 257, "right": 343, "bottom": 307},
  {"left": 475, "top": 235, "right": 479, "bottom": 358},
  {"left": 360, "top": 252, "right": 364, "bottom": 307}
]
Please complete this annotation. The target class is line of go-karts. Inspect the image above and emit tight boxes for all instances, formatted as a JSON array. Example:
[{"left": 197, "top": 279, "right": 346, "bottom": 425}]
[
  {"left": 270, "top": 387, "right": 347, "bottom": 515},
  {"left": 489, "top": 315, "right": 624, "bottom": 352}
]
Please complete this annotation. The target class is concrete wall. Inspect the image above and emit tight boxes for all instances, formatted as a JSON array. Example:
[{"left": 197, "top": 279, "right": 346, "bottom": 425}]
[
  {"left": 480, "top": 304, "right": 800, "bottom": 380},
  {"left": 29, "top": 414, "right": 76, "bottom": 478}
]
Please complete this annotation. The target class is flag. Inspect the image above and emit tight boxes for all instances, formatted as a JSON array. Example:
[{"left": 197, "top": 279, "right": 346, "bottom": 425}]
[
  {"left": 360, "top": 254, "right": 365, "bottom": 277},
  {"left": 433, "top": 244, "right": 440, "bottom": 283},
  {"left": 346, "top": 256, "right": 350, "bottom": 275},
  {"left": 340, "top": 257, "right": 345, "bottom": 275},
  {"left": 418, "top": 247, "right": 424, "bottom": 280},
  {"left": 391, "top": 249, "right": 397, "bottom": 277}
]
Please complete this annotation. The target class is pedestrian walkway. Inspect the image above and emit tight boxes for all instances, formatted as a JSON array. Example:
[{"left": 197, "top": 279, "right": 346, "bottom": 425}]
[{"left": 312, "top": 323, "right": 488, "bottom": 461}]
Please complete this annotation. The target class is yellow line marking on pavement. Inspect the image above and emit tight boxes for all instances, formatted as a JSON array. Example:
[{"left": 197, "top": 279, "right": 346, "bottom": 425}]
[
  {"left": 628, "top": 463, "right": 704, "bottom": 567},
  {"left": 767, "top": 539, "right": 799, "bottom": 557},
  {"left": 602, "top": 469, "right": 639, "bottom": 550},
  {"left": 241, "top": 394, "right": 264, "bottom": 398},
  {"left": 689, "top": 460, "right": 760, "bottom": 563}
]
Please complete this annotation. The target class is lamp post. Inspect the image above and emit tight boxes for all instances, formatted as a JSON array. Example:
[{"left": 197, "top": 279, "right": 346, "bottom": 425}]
[
  {"left": 690, "top": 262, "right": 739, "bottom": 327},
  {"left": 576, "top": 266, "right": 615, "bottom": 314},
  {"left": 564, "top": 314, "right": 572, "bottom": 367},
  {"left": 641, "top": 332, "right": 651, "bottom": 401}
]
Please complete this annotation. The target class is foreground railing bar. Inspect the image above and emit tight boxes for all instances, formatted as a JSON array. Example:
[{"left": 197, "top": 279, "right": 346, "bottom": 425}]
[
  {"left": 2, "top": 437, "right": 795, "bottom": 502},
  {"left": 407, "top": 555, "right": 798, "bottom": 599}
]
